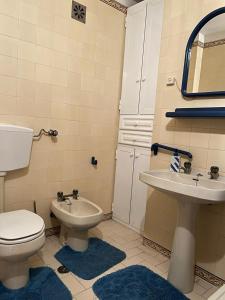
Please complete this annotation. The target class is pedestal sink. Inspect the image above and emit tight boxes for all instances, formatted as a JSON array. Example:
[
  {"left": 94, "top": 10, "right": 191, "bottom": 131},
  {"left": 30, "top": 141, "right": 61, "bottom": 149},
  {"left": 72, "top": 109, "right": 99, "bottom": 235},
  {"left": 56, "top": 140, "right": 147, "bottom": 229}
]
[{"left": 140, "top": 170, "right": 225, "bottom": 293}]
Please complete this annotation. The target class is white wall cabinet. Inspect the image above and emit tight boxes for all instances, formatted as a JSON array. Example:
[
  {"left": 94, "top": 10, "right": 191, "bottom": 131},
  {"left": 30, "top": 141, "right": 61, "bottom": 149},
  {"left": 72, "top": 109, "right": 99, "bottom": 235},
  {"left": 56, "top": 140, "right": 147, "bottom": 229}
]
[
  {"left": 120, "top": 2, "right": 147, "bottom": 115},
  {"left": 113, "top": 0, "right": 163, "bottom": 233},
  {"left": 113, "top": 146, "right": 134, "bottom": 224},
  {"left": 113, "top": 146, "right": 150, "bottom": 232},
  {"left": 120, "top": 0, "right": 163, "bottom": 115}
]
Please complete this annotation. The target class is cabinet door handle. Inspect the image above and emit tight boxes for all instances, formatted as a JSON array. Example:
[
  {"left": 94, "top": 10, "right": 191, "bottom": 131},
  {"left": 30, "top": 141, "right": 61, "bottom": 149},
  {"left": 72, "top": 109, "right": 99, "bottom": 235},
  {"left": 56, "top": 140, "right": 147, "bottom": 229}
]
[
  {"left": 130, "top": 154, "right": 134, "bottom": 158},
  {"left": 142, "top": 79, "right": 146, "bottom": 82},
  {"left": 136, "top": 80, "right": 140, "bottom": 83},
  {"left": 135, "top": 155, "right": 140, "bottom": 159}
]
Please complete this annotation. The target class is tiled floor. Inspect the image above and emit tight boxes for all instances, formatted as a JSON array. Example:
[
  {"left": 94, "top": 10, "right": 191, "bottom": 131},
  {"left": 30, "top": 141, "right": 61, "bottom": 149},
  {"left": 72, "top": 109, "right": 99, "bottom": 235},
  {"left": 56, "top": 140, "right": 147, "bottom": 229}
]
[{"left": 29, "top": 220, "right": 219, "bottom": 300}]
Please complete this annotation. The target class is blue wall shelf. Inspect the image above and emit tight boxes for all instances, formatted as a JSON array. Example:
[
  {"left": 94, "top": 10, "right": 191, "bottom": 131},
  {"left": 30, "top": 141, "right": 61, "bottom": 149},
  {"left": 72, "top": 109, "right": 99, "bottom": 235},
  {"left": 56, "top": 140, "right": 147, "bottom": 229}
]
[{"left": 166, "top": 107, "right": 225, "bottom": 118}]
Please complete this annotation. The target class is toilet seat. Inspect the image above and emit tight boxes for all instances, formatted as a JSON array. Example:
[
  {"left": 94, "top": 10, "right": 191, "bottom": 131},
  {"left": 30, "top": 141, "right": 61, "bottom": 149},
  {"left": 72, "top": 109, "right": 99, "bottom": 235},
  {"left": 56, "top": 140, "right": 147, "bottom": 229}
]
[{"left": 0, "top": 209, "right": 45, "bottom": 245}]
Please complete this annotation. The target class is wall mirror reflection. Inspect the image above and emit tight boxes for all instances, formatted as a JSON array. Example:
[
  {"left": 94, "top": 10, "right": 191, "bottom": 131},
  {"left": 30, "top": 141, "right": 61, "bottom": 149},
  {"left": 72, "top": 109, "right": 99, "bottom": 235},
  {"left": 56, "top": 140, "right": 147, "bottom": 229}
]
[{"left": 182, "top": 7, "right": 225, "bottom": 97}]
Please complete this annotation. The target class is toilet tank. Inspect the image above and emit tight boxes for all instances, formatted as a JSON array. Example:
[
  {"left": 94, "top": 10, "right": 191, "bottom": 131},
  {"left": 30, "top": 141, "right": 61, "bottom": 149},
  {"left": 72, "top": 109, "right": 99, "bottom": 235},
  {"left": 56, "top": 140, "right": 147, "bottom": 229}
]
[{"left": 0, "top": 124, "right": 33, "bottom": 172}]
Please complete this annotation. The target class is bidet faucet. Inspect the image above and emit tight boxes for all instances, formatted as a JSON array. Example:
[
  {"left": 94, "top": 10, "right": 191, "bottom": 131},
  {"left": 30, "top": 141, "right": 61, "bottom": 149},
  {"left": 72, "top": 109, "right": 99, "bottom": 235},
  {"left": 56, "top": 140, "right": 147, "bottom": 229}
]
[
  {"left": 208, "top": 166, "right": 219, "bottom": 180},
  {"left": 57, "top": 189, "right": 79, "bottom": 202}
]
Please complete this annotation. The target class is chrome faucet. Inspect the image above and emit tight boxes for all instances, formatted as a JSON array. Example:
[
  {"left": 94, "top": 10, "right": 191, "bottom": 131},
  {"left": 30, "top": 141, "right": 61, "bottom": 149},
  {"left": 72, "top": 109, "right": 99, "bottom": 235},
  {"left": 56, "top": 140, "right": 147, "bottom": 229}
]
[
  {"left": 180, "top": 161, "right": 192, "bottom": 174},
  {"left": 208, "top": 166, "right": 219, "bottom": 180},
  {"left": 192, "top": 173, "right": 203, "bottom": 186},
  {"left": 57, "top": 189, "right": 79, "bottom": 202}
]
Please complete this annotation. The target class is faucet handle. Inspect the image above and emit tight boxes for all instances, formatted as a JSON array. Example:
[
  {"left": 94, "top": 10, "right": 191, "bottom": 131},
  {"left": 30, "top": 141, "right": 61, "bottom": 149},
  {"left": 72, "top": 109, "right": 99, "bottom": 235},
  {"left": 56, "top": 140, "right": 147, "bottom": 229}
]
[
  {"left": 57, "top": 191, "right": 64, "bottom": 201},
  {"left": 210, "top": 166, "right": 219, "bottom": 173},
  {"left": 72, "top": 189, "right": 79, "bottom": 199},
  {"left": 208, "top": 166, "right": 219, "bottom": 179},
  {"left": 180, "top": 161, "right": 192, "bottom": 174},
  {"left": 184, "top": 161, "right": 191, "bottom": 168}
]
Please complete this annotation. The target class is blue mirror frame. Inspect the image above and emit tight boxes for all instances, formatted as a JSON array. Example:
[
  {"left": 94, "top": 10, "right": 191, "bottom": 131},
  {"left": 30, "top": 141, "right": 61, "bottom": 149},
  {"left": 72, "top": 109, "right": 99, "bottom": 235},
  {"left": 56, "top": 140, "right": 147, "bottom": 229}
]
[{"left": 181, "top": 7, "right": 225, "bottom": 98}]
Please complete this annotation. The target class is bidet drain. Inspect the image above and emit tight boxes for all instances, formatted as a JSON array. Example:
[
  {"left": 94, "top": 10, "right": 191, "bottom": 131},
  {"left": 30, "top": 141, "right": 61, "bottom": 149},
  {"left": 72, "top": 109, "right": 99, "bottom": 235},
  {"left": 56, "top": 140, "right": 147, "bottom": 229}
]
[{"left": 57, "top": 265, "right": 70, "bottom": 274}]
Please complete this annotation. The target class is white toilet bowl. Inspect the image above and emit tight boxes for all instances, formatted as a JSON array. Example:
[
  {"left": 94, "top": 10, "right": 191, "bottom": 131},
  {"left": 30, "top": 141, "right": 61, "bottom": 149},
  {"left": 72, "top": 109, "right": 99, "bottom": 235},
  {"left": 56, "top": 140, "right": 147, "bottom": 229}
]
[
  {"left": 51, "top": 197, "right": 103, "bottom": 251},
  {"left": 0, "top": 209, "right": 45, "bottom": 289}
]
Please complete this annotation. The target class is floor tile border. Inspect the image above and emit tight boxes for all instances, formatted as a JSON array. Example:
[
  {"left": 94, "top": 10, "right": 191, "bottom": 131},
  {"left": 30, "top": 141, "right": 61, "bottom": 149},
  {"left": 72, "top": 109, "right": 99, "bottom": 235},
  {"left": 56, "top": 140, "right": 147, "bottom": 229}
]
[
  {"left": 143, "top": 237, "right": 225, "bottom": 287},
  {"left": 99, "top": 0, "right": 127, "bottom": 14}
]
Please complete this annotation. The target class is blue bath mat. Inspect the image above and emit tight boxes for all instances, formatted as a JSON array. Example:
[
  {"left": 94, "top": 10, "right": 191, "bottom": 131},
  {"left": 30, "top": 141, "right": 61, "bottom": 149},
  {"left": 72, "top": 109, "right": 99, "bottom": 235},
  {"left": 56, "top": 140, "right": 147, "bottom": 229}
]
[
  {"left": 55, "top": 237, "right": 126, "bottom": 280},
  {"left": 93, "top": 265, "right": 189, "bottom": 300},
  {"left": 0, "top": 266, "right": 72, "bottom": 300}
]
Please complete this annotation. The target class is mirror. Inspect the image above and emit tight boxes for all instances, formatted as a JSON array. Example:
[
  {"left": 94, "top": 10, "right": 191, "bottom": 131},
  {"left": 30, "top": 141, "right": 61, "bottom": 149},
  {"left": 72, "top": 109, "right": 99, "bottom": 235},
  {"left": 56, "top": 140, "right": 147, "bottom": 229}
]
[{"left": 182, "top": 7, "right": 225, "bottom": 97}]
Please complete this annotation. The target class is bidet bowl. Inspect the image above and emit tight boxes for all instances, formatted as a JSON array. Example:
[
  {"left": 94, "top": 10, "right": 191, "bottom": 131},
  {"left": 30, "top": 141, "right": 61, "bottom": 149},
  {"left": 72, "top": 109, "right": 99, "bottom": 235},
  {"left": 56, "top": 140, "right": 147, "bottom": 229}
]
[
  {"left": 51, "top": 197, "right": 103, "bottom": 251},
  {"left": 51, "top": 197, "right": 103, "bottom": 229}
]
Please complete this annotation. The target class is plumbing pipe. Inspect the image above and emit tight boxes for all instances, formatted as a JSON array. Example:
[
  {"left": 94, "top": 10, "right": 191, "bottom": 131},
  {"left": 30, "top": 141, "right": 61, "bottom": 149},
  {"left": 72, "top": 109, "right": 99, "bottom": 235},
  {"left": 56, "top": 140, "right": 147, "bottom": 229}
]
[{"left": 0, "top": 173, "right": 6, "bottom": 213}]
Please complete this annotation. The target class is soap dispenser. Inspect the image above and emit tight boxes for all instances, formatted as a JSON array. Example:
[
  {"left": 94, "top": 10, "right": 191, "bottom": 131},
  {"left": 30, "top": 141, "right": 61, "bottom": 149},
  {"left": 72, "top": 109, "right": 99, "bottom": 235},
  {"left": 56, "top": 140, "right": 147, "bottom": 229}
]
[{"left": 170, "top": 152, "right": 180, "bottom": 172}]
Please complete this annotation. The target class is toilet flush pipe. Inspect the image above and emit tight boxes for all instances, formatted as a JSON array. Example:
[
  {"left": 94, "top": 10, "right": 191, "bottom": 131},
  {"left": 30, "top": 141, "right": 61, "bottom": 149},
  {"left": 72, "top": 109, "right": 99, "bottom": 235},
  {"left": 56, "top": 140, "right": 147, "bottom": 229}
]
[{"left": 0, "top": 172, "right": 6, "bottom": 213}]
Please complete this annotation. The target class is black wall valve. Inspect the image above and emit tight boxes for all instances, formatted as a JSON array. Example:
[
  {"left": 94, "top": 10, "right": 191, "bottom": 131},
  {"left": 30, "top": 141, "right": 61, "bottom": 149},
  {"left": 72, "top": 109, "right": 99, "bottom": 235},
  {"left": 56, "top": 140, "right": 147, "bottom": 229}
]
[{"left": 91, "top": 156, "right": 98, "bottom": 166}]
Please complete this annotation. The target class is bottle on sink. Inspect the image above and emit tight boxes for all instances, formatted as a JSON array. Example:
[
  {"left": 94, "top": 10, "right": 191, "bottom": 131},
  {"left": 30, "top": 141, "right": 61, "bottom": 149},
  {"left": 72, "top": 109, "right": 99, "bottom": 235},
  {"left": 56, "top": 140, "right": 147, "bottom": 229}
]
[{"left": 170, "top": 152, "right": 180, "bottom": 172}]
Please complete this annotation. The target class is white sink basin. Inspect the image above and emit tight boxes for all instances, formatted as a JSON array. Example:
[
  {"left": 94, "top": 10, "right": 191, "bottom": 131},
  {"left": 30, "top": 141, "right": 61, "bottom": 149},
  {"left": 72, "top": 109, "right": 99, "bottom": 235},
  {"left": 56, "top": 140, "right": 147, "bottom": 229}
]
[
  {"left": 140, "top": 170, "right": 225, "bottom": 203},
  {"left": 139, "top": 169, "right": 225, "bottom": 294}
]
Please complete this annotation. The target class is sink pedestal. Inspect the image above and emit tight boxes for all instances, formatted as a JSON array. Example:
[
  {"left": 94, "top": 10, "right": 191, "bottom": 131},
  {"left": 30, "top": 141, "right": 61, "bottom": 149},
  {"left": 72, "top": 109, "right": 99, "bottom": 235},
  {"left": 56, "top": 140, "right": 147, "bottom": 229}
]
[
  {"left": 140, "top": 170, "right": 225, "bottom": 293},
  {"left": 168, "top": 199, "right": 199, "bottom": 293}
]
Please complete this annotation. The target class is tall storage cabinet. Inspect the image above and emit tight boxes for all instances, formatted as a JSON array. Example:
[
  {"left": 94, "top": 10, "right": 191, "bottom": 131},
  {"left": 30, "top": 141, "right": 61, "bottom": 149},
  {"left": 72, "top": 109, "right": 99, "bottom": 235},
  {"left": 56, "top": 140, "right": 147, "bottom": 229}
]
[
  {"left": 113, "top": 0, "right": 164, "bottom": 233},
  {"left": 120, "top": 2, "right": 147, "bottom": 115},
  {"left": 139, "top": 0, "right": 164, "bottom": 114},
  {"left": 120, "top": 0, "right": 164, "bottom": 115}
]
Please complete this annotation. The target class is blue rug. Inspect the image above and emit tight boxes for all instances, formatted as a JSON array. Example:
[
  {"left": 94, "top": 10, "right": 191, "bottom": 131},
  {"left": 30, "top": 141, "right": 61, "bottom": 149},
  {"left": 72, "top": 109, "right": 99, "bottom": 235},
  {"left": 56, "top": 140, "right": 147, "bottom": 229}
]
[
  {"left": 0, "top": 267, "right": 72, "bottom": 300},
  {"left": 93, "top": 265, "right": 189, "bottom": 300},
  {"left": 55, "top": 238, "right": 126, "bottom": 280}
]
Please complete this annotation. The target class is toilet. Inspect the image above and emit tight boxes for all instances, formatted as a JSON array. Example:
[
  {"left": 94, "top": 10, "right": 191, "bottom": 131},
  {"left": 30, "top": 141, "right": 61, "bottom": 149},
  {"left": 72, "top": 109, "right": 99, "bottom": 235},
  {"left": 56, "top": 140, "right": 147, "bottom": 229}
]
[
  {"left": 0, "top": 124, "right": 46, "bottom": 289},
  {"left": 0, "top": 209, "right": 45, "bottom": 289},
  {"left": 51, "top": 197, "right": 103, "bottom": 251}
]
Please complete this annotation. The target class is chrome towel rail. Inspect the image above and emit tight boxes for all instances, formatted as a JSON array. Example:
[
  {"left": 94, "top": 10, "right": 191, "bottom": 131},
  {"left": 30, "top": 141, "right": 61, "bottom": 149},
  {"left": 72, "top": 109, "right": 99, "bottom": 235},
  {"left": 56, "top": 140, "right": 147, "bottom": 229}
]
[{"left": 33, "top": 129, "right": 58, "bottom": 139}]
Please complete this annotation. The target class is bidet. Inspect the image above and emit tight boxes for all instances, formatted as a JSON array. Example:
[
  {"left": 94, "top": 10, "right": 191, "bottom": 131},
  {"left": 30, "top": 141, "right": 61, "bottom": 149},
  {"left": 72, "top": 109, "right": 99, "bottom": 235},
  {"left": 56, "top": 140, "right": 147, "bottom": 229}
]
[{"left": 51, "top": 196, "right": 103, "bottom": 251}]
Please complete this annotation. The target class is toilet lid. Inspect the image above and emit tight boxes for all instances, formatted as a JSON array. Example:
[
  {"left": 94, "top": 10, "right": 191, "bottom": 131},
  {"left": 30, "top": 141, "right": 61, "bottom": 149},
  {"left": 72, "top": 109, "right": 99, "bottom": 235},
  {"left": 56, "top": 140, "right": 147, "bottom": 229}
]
[{"left": 0, "top": 210, "right": 45, "bottom": 241}]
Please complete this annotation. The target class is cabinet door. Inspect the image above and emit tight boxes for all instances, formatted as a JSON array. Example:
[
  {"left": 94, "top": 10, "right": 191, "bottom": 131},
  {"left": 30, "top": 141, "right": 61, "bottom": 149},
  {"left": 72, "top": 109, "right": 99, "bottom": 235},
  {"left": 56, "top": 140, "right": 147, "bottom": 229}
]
[
  {"left": 139, "top": 0, "right": 164, "bottom": 115},
  {"left": 130, "top": 149, "right": 150, "bottom": 232},
  {"left": 113, "top": 147, "right": 134, "bottom": 224},
  {"left": 120, "top": 3, "right": 147, "bottom": 115}
]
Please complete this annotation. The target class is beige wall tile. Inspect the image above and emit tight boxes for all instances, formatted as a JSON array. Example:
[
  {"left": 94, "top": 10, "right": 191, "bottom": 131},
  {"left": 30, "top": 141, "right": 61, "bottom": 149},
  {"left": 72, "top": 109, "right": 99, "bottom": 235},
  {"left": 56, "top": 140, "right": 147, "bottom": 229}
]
[
  {"left": 0, "top": 14, "right": 18, "bottom": 38},
  {"left": 0, "top": 35, "right": 18, "bottom": 57},
  {"left": 18, "top": 40, "right": 37, "bottom": 62},
  {"left": 36, "top": 27, "right": 53, "bottom": 48},
  {"left": 190, "top": 129, "right": 210, "bottom": 149},
  {"left": 19, "top": 2, "right": 38, "bottom": 25},
  {"left": 37, "top": 10, "right": 54, "bottom": 31},
  {"left": 36, "top": 46, "right": 52, "bottom": 66},
  {"left": 0, "top": 54, "right": 17, "bottom": 77},
  {"left": 19, "top": 20, "right": 36, "bottom": 43},
  {"left": 0, "top": 74, "right": 18, "bottom": 96},
  {"left": 0, "top": 0, "right": 20, "bottom": 18},
  {"left": 18, "top": 59, "right": 36, "bottom": 81},
  {"left": 36, "top": 64, "right": 52, "bottom": 84},
  {"left": 0, "top": 0, "right": 125, "bottom": 231}
]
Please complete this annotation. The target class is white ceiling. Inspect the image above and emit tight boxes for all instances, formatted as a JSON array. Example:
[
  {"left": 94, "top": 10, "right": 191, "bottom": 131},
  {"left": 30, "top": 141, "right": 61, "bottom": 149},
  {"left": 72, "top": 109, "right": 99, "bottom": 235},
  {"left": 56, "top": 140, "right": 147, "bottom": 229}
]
[
  {"left": 201, "top": 14, "right": 225, "bottom": 36},
  {"left": 196, "top": 14, "right": 225, "bottom": 43},
  {"left": 117, "top": 0, "right": 142, "bottom": 7}
]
